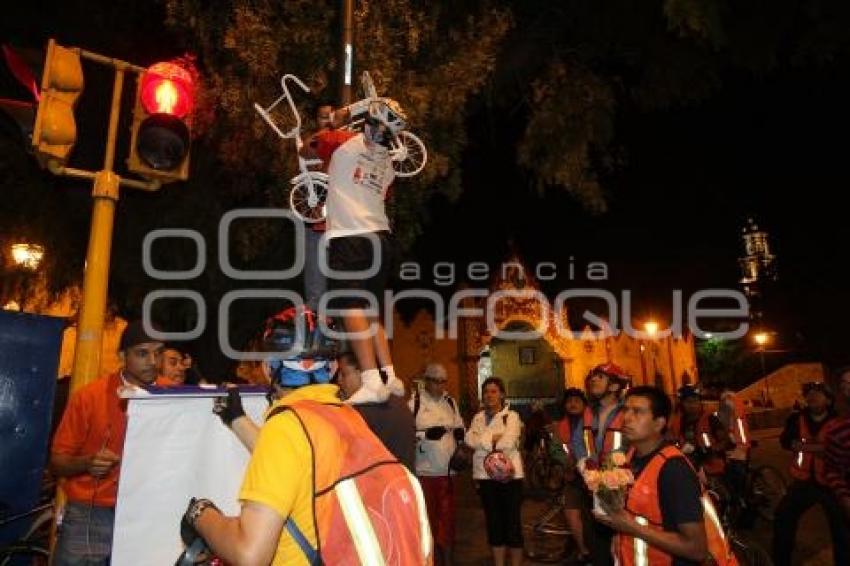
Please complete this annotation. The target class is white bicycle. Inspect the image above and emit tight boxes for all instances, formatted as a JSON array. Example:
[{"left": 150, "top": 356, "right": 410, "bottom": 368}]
[
  {"left": 337, "top": 71, "right": 428, "bottom": 178},
  {"left": 254, "top": 74, "right": 329, "bottom": 223}
]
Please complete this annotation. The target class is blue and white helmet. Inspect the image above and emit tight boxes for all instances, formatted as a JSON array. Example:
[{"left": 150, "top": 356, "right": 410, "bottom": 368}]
[{"left": 260, "top": 306, "right": 338, "bottom": 388}]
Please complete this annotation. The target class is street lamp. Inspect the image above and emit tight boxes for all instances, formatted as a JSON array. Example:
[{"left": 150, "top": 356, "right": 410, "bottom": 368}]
[
  {"left": 645, "top": 320, "right": 659, "bottom": 338},
  {"left": 10, "top": 243, "right": 44, "bottom": 270}
]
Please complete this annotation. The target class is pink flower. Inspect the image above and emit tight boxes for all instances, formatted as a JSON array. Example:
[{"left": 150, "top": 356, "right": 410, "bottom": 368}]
[
  {"left": 584, "top": 470, "right": 601, "bottom": 492},
  {"left": 615, "top": 468, "right": 634, "bottom": 486},
  {"left": 602, "top": 471, "right": 621, "bottom": 490},
  {"left": 611, "top": 452, "right": 627, "bottom": 467}
]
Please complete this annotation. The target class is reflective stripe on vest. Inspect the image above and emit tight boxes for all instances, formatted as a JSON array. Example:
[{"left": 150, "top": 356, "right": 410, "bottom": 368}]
[
  {"left": 736, "top": 417, "right": 747, "bottom": 446},
  {"left": 336, "top": 478, "right": 386, "bottom": 566},
  {"left": 701, "top": 432, "right": 711, "bottom": 448},
  {"left": 404, "top": 468, "right": 433, "bottom": 560},
  {"left": 633, "top": 516, "right": 649, "bottom": 566},
  {"left": 702, "top": 495, "right": 725, "bottom": 543},
  {"left": 613, "top": 431, "right": 623, "bottom": 451},
  {"left": 796, "top": 448, "right": 804, "bottom": 468}
]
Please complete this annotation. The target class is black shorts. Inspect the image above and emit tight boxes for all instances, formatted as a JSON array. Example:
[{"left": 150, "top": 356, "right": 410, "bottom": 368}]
[{"left": 326, "top": 231, "right": 395, "bottom": 310}]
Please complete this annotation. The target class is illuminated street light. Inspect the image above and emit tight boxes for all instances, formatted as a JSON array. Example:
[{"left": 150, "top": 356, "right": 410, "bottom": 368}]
[
  {"left": 754, "top": 332, "right": 769, "bottom": 347},
  {"left": 645, "top": 320, "right": 659, "bottom": 338},
  {"left": 10, "top": 243, "right": 44, "bottom": 270}
]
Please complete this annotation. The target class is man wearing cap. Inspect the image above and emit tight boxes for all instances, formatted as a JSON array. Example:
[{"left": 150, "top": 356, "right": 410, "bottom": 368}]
[
  {"left": 50, "top": 320, "right": 171, "bottom": 565},
  {"left": 772, "top": 381, "right": 847, "bottom": 566},
  {"left": 409, "top": 362, "right": 465, "bottom": 565}
]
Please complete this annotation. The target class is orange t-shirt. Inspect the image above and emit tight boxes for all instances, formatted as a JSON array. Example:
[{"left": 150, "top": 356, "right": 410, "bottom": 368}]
[{"left": 51, "top": 372, "right": 173, "bottom": 507}]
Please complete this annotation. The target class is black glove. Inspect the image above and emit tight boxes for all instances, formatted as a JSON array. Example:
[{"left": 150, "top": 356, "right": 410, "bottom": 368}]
[
  {"left": 425, "top": 426, "right": 448, "bottom": 440},
  {"left": 181, "top": 498, "right": 219, "bottom": 546},
  {"left": 453, "top": 427, "right": 465, "bottom": 443},
  {"left": 213, "top": 387, "right": 246, "bottom": 426}
]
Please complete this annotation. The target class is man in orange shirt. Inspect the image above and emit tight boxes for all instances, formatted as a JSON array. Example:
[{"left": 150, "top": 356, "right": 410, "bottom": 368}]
[{"left": 50, "top": 321, "right": 168, "bottom": 565}]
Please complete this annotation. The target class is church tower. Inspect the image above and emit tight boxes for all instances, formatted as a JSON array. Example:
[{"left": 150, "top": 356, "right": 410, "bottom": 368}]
[{"left": 738, "top": 217, "right": 777, "bottom": 322}]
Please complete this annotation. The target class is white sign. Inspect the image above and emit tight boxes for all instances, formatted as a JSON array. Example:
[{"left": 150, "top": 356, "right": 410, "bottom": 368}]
[{"left": 111, "top": 392, "right": 268, "bottom": 565}]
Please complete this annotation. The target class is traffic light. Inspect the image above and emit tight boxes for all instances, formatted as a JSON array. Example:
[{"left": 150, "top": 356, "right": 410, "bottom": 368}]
[
  {"left": 31, "top": 39, "right": 83, "bottom": 168},
  {"left": 127, "top": 61, "right": 193, "bottom": 183}
]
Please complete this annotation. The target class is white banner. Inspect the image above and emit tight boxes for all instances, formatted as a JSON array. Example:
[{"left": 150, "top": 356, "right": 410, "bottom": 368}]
[{"left": 111, "top": 392, "right": 268, "bottom": 566}]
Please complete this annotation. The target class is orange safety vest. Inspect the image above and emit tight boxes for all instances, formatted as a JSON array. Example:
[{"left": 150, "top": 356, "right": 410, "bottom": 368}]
[
  {"left": 668, "top": 411, "right": 726, "bottom": 476},
  {"left": 788, "top": 413, "right": 832, "bottom": 484},
  {"left": 269, "top": 400, "right": 433, "bottom": 565},
  {"left": 617, "top": 445, "right": 738, "bottom": 566},
  {"left": 583, "top": 404, "right": 626, "bottom": 462},
  {"left": 728, "top": 396, "right": 750, "bottom": 450}
]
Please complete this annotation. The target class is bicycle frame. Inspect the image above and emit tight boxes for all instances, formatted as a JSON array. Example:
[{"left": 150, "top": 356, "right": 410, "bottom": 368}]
[{"left": 254, "top": 74, "right": 329, "bottom": 222}]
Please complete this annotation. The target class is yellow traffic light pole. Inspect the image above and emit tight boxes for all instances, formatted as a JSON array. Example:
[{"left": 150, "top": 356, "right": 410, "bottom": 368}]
[{"left": 38, "top": 45, "right": 162, "bottom": 394}]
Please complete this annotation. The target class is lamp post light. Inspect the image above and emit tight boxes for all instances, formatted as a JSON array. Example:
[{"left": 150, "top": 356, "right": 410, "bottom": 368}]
[{"left": 10, "top": 243, "right": 45, "bottom": 271}]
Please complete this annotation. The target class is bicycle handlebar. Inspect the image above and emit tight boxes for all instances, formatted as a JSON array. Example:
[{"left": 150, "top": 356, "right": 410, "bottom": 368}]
[{"left": 280, "top": 74, "right": 310, "bottom": 132}]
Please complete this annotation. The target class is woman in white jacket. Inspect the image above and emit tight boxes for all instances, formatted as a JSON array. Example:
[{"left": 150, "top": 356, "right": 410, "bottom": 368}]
[{"left": 467, "top": 377, "right": 524, "bottom": 566}]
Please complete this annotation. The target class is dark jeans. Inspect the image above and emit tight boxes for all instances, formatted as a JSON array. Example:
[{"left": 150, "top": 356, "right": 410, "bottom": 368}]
[
  {"left": 772, "top": 480, "right": 850, "bottom": 566},
  {"left": 477, "top": 479, "right": 524, "bottom": 548},
  {"left": 54, "top": 501, "right": 114, "bottom": 566}
]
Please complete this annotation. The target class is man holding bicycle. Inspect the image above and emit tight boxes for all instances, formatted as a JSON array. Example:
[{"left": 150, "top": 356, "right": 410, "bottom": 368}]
[{"left": 310, "top": 98, "right": 408, "bottom": 405}]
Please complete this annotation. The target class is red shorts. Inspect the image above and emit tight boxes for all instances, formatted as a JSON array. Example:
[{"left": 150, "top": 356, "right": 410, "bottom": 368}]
[{"left": 418, "top": 475, "right": 456, "bottom": 548}]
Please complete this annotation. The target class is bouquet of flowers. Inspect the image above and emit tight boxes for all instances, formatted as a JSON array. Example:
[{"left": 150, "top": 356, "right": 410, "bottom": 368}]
[{"left": 579, "top": 451, "right": 634, "bottom": 516}]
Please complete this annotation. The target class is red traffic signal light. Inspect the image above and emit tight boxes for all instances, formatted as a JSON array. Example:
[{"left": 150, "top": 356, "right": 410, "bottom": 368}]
[
  {"left": 128, "top": 61, "right": 194, "bottom": 182},
  {"left": 139, "top": 62, "right": 193, "bottom": 117}
]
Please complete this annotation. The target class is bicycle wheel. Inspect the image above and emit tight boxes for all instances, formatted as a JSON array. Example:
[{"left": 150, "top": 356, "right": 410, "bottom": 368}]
[
  {"left": 289, "top": 176, "right": 328, "bottom": 223},
  {"left": 748, "top": 465, "right": 786, "bottom": 522},
  {"left": 390, "top": 131, "right": 427, "bottom": 177},
  {"left": 0, "top": 543, "right": 49, "bottom": 566}
]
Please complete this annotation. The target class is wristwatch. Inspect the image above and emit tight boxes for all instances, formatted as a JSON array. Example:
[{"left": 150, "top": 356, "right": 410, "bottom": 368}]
[{"left": 188, "top": 498, "right": 219, "bottom": 526}]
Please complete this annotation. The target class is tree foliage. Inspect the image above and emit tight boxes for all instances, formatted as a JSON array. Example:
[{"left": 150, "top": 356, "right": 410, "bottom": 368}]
[{"left": 163, "top": 0, "right": 511, "bottom": 248}]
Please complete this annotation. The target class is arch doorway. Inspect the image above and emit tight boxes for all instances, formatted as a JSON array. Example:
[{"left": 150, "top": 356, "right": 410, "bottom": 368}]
[{"left": 482, "top": 321, "right": 563, "bottom": 410}]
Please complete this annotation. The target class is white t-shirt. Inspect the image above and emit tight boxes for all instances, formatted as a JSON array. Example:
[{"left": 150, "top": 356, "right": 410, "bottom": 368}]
[{"left": 316, "top": 131, "right": 394, "bottom": 239}]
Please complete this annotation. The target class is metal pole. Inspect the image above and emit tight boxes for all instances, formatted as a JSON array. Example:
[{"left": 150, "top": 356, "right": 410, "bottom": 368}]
[
  {"left": 340, "top": 0, "right": 354, "bottom": 105},
  {"left": 68, "top": 68, "right": 124, "bottom": 394},
  {"left": 760, "top": 349, "right": 769, "bottom": 405}
]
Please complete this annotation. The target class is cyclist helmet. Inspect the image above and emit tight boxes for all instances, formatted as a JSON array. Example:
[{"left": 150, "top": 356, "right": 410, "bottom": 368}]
[
  {"left": 366, "top": 98, "right": 407, "bottom": 135},
  {"left": 483, "top": 451, "right": 515, "bottom": 482},
  {"left": 261, "top": 306, "right": 338, "bottom": 388},
  {"left": 586, "top": 362, "right": 631, "bottom": 390}
]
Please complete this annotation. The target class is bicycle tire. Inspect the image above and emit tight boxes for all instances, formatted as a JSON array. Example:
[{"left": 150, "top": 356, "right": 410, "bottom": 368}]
[
  {"left": 0, "top": 543, "right": 49, "bottom": 566},
  {"left": 748, "top": 465, "right": 786, "bottom": 522},
  {"left": 390, "top": 131, "right": 427, "bottom": 177},
  {"left": 288, "top": 176, "right": 328, "bottom": 223}
]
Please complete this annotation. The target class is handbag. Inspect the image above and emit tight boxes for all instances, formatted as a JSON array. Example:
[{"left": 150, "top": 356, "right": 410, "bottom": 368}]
[{"left": 448, "top": 442, "right": 474, "bottom": 472}]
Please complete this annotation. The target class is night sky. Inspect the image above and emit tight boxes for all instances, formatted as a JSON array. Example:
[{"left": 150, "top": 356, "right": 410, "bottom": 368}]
[{"left": 412, "top": 60, "right": 850, "bottom": 366}]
